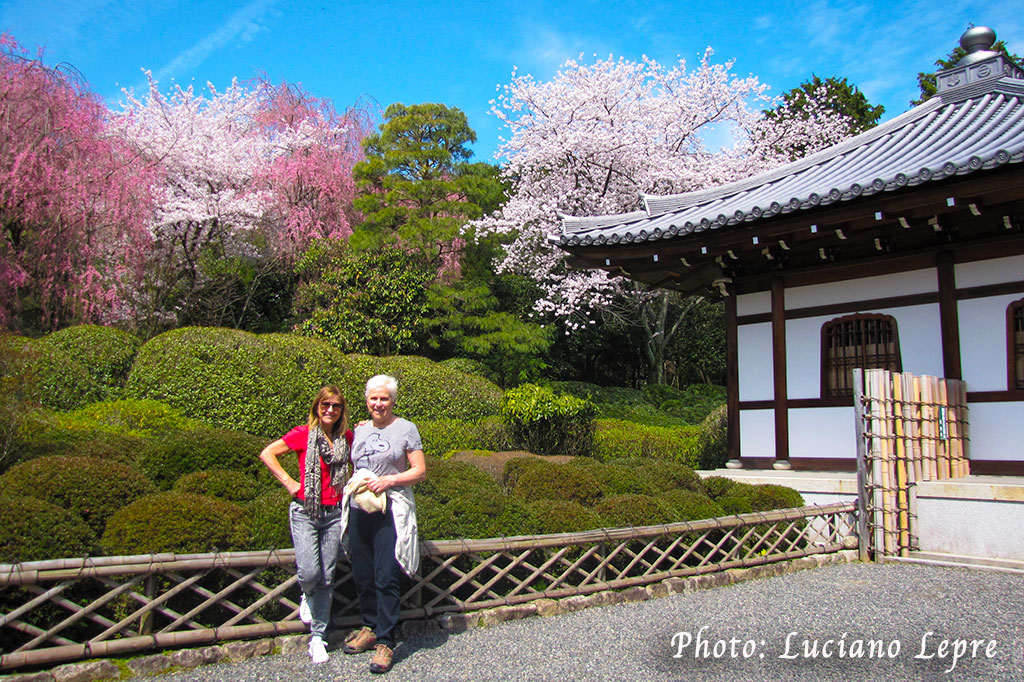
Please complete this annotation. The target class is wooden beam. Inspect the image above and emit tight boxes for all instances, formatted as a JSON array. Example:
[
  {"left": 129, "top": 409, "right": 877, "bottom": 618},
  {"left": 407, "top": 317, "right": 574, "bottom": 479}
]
[
  {"left": 936, "top": 250, "right": 962, "bottom": 380},
  {"left": 771, "top": 276, "right": 789, "bottom": 466}
]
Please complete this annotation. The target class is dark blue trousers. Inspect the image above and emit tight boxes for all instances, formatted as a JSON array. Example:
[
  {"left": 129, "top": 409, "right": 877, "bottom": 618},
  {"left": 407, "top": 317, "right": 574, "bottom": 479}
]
[{"left": 348, "top": 506, "right": 402, "bottom": 647}]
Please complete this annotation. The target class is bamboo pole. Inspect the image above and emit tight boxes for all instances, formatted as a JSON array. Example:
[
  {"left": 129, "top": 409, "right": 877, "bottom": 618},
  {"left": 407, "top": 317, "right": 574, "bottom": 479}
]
[
  {"left": 892, "top": 372, "right": 909, "bottom": 556},
  {"left": 919, "top": 375, "right": 935, "bottom": 481},
  {"left": 853, "top": 369, "right": 872, "bottom": 562}
]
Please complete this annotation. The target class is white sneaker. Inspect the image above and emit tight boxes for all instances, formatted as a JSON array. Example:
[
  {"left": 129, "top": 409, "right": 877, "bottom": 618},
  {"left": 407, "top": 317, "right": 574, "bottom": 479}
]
[
  {"left": 298, "top": 594, "right": 311, "bottom": 625},
  {"left": 308, "top": 636, "right": 329, "bottom": 664}
]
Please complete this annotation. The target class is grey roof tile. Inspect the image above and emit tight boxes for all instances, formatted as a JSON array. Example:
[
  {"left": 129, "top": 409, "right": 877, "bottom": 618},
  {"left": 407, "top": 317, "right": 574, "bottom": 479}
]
[{"left": 557, "top": 78, "right": 1024, "bottom": 247}]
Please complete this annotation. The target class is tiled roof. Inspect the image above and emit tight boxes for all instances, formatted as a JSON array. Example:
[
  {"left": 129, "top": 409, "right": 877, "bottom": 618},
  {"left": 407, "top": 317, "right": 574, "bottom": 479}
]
[{"left": 557, "top": 75, "right": 1024, "bottom": 249}]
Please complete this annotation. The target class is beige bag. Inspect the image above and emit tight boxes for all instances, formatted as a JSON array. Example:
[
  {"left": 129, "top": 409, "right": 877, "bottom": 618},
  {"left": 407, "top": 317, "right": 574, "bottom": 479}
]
[{"left": 345, "top": 470, "right": 387, "bottom": 513}]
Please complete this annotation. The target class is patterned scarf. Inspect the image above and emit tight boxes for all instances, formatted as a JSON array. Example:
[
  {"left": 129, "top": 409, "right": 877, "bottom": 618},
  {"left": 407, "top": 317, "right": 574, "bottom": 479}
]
[{"left": 303, "top": 425, "right": 350, "bottom": 520}]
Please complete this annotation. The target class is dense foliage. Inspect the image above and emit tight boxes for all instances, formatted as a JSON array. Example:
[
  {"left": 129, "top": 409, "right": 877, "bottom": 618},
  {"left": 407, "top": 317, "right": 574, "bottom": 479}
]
[
  {"left": 0, "top": 496, "right": 96, "bottom": 562},
  {"left": 101, "top": 492, "right": 249, "bottom": 555},
  {"left": 501, "top": 383, "right": 595, "bottom": 456}
]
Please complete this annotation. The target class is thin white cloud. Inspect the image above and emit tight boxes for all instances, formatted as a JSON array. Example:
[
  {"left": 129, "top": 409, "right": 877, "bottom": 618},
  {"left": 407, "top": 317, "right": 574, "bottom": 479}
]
[{"left": 150, "top": 0, "right": 280, "bottom": 85}]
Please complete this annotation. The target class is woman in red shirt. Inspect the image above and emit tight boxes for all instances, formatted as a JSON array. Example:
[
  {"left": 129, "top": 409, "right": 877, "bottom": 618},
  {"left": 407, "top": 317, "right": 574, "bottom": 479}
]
[{"left": 259, "top": 385, "right": 353, "bottom": 664}]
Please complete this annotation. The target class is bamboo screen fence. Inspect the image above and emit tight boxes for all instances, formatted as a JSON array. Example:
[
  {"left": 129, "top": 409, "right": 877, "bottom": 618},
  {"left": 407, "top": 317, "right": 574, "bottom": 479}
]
[
  {"left": 1, "top": 502, "right": 856, "bottom": 670},
  {"left": 853, "top": 368, "right": 969, "bottom": 559}
]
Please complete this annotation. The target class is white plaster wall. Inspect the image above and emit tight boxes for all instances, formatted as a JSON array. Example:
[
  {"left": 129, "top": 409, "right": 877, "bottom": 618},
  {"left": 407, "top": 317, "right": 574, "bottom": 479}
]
[
  {"left": 955, "top": 254, "right": 1024, "bottom": 288},
  {"left": 737, "top": 291, "right": 770, "bottom": 316},
  {"left": 959, "top": 294, "right": 1019, "bottom": 391},
  {"left": 967, "top": 402, "right": 1024, "bottom": 462},
  {"left": 738, "top": 408, "right": 775, "bottom": 459},
  {"left": 788, "top": 407, "right": 857, "bottom": 460},
  {"left": 738, "top": 322, "right": 773, "bottom": 401},
  {"left": 785, "top": 268, "right": 936, "bottom": 309},
  {"left": 917, "top": 497, "right": 1024, "bottom": 560},
  {"left": 782, "top": 304, "right": 943, "bottom": 399}
]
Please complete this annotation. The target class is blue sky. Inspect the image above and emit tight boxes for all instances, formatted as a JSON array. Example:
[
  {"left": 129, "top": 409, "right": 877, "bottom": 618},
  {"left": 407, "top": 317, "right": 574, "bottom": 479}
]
[{"left": 2, "top": 0, "right": 1021, "bottom": 161}]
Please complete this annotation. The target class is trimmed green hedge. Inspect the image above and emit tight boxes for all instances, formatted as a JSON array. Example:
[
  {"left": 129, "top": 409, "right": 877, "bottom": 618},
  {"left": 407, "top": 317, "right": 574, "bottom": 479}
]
[
  {"left": 525, "top": 499, "right": 603, "bottom": 534},
  {"left": 126, "top": 329, "right": 503, "bottom": 436},
  {"left": 340, "top": 354, "right": 503, "bottom": 423},
  {"left": 247, "top": 489, "right": 292, "bottom": 550},
  {"left": 0, "top": 333, "right": 100, "bottom": 411},
  {"left": 595, "top": 494, "right": 674, "bottom": 527},
  {"left": 101, "top": 492, "right": 249, "bottom": 555},
  {"left": 0, "top": 496, "right": 96, "bottom": 562},
  {"left": 43, "top": 326, "right": 142, "bottom": 401},
  {"left": 173, "top": 469, "right": 260, "bottom": 502},
  {"left": 126, "top": 328, "right": 351, "bottom": 438},
  {"left": 660, "top": 489, "right": 724, "bottom": 521},
  {"left": 593, "top": 419, "right": 700, "bottom": 465},
  {"left": 695, "top": 404, "right": 729, "bottom": 469},
  {"left": 59, "top": 399, "right": 202, "bottom": 437},
  {"left": 501, "top": 384, "right": 595, "bottom": 456},
  {"left": 0, "top": 456, "right": 155, "bottom": 536},
  {"left": 137, "top": 428, "right": 270, "bottom": 489}
]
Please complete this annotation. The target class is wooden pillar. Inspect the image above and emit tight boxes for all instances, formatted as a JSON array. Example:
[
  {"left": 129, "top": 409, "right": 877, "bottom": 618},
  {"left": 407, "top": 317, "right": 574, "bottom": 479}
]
[
  {"left": 771, "top": 276, "right": 791, "bottom": 469},
  {"left": 725, "top": 285, "right": 741, "bottom": 468},
  {"left": 936, "top": 250, "right": 962, "bottom": 380}
]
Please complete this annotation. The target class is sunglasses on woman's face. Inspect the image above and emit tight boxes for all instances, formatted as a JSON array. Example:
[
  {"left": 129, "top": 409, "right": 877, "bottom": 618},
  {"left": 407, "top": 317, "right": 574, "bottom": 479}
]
[{"left": 319, "top": 401, "right": 344, "bottom": 412}]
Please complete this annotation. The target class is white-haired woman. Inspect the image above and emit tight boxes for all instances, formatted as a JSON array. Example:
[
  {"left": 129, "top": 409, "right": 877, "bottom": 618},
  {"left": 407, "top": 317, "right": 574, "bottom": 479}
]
[
  {"left": 259, "top": 385, "right": 353, "bottom": 664},
  {"left": 339, "top": 374, "right": 425, "bottom": 674}
]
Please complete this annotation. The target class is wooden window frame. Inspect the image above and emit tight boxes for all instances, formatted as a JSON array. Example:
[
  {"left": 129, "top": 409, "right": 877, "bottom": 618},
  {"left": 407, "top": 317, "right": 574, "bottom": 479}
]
[
  {"left": 820, "top": 313, "right": 902, "bottom": 398},
  {"left": 1007, "top": 298, "right": 1024, "bottom": 390}
]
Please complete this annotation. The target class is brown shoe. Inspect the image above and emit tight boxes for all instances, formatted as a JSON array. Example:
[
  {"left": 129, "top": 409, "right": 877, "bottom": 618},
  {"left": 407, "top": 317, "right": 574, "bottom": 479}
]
[
  {"left": 343, "top": 626, "right": 377, "bottom": 654},
  {"left": 369, "top": 643, "right": 393, "bottom": 674}
]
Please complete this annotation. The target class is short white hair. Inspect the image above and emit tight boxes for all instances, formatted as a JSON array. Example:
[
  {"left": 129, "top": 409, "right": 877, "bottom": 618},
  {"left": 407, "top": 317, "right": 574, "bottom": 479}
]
[{"left": 365, "top": 374, "right": 398, "bottom": 400}]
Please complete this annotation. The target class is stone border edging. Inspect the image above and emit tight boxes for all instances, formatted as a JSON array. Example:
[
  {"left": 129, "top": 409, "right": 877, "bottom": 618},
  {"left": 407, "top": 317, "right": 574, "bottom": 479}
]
[{"left": 2, "top": 551, "right": 858, "bottom": 682}]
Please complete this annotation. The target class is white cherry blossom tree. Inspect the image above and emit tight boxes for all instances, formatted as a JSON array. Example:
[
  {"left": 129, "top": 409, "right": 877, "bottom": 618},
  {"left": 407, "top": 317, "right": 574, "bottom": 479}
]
[{"left": 476, "top": 50, "right": 856, "bottom": 382}]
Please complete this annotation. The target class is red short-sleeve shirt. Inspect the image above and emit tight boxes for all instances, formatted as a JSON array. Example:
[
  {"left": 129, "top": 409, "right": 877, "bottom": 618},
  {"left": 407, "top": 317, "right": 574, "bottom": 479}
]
[{"left": 282, "top": 425, "right": 353, "bottom": 506}]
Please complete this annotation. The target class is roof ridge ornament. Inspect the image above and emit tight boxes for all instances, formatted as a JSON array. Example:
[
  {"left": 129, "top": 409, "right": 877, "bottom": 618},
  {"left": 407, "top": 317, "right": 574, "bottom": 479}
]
[{"left": 937, "top": 26, "right": 1024, "bottom": 97}]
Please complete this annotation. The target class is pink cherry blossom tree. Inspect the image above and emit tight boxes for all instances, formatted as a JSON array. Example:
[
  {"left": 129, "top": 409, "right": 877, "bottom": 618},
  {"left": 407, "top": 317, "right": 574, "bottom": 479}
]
[
  {"left": 113, "top": 74, "right": 375, "bottom": 329},
  {"left": 0, "top": 34, "right": 156, "bottom": 331},
  {"left": 475, "top": 50, "right": 855, "bottom": 382}
]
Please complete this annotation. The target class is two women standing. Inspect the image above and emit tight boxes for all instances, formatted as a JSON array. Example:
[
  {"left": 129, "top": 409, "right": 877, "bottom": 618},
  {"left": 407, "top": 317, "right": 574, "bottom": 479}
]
[{"left": 259, "top": 376, "right": 424, "bottom": 674}]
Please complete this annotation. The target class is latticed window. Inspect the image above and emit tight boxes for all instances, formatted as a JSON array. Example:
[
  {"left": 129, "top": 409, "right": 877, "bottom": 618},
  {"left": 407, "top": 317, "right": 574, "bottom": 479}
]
[
  {"left": 1010, "top": 300, "right": 1024, "bottom": 390},
  {"left": 821, "top": 314, "right": 901, "bottom": 397}
]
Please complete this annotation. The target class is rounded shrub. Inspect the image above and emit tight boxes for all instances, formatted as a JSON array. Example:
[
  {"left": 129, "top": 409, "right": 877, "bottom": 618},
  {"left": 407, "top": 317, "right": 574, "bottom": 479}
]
[
  {"left": 567, "top": 458, "right": 658, "bottom": 496},
  {"left": 0, "top": 496, "right": 96, "bottom": 562},
  {"left": 526, "top": 499, "right": 602, "bottom": 534},
  {"left": 626, "top": 459, "right": 704, "bottom": 493},
  {"left": 416, "top": 419, "right": 486, "bottom": 455},
  {"left": 340, "top": 354, "right": 503, "bottom": 423},
  {"left": 595, "top": 494, "right": 674, "bottom": 528},
  {"left": 501, "top": 456, "right": 553, "bottom": 493},
  {"left": 593, "top": 419, "right": 700, "bottom": 465},
  {"left": 475, "top": 416, "right": 511, "bottom": 451},
  {"left": 101, "top": 492, "right": 249, "bottom": 555},
  {"left": 126, "top": 328, "right": 352, "bottom": 438},
  {"left": 10, "top": 420, "right": 151, "bottom": 466},
  {"left": 641, "top": 384, "right": 686, "bottom": 407},
  {"left": 61, "top": 399, "right": 202, "bottom": 437},
  {"left": 43, "top": 325, "right": 142, "bottom": 401},
  {"left": 748, "top": 484, "right": 804, "bottom": 510},
  {"left": 137, "top": 428, "right": 270, "bottom": 489},
  {"left": 416, "top": 496, "right": 463, "bottom": 541},
  {"left": 716, "top": 482, "right": 759, "bottom": 515},
  {"left": 701, "top": 475, "right": 737, "bottom": 500},
  {"left": 416, "top": 459, "right": 502, "bottom": 505},
  {"left": 509, "top": 462, "right": 603, "bottom": 507},
  {"left": 659, "top": 489, "right": 724, "bottom": 521},
  {"left": 439, "top": 357, "right": 496, "bottom": 383},
  {"left": 173, "top": 469, "right": 259, "bottom": 502},
  {"left": 501, "top": 383, "right": 595, "bottom": 456},
  {"left": 695, "top": 404, "right": 729, "bottom": 469},
  {"left": 0, "top": 456, "right": 155, "bottom": 536},
  {"left": 246, "top": 489, "right": 292, "bottom": 550},
  {"left": 443, "top": 492, "right": 538, "bottom": 539},
  {"left": 0, "top": 333, "right": 100, "bottom": 411}
]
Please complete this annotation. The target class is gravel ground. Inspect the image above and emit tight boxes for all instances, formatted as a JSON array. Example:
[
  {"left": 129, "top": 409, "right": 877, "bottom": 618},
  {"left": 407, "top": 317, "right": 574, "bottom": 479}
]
[{"left": 159, "top": 562, "right": 1024, "bottom": 682}]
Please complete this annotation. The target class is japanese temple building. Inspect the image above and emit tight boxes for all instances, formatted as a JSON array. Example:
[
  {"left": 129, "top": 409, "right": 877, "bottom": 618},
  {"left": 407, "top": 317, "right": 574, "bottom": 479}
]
[{"left": 555, "top": 26, "right": 1024, "bottom": 476}]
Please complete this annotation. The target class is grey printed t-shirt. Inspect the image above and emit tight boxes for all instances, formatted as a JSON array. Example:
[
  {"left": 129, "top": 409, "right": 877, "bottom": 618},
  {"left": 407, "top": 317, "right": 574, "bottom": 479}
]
[{"left": 351, "top": 417, "right": 422, "bottom": 478}]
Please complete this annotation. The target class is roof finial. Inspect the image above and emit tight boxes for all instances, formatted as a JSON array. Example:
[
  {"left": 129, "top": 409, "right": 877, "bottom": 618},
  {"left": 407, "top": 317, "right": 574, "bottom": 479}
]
[{"left": 957, "top": 26, "right": 998, "bottom": 66}]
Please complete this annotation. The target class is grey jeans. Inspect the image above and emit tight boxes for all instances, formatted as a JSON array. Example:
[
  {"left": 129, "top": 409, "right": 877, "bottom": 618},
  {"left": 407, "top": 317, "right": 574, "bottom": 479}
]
[{"left": 289, "top": 500, "right": 342, "bottom": 639}]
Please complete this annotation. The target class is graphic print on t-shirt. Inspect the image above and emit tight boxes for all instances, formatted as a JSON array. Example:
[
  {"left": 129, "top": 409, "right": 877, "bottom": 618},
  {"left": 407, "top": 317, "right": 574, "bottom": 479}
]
[{"left": 354, "top": 431, "right": 392, "bottom": 471}]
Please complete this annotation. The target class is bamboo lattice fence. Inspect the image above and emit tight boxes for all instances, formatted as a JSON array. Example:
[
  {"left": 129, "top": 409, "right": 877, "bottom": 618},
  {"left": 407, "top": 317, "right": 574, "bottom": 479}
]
[
  {"left": 1, "top": 502, "right": 856, "bottom": 670},
  {"left": 853, "top": 368, "right": 969, "bottom": 559}
]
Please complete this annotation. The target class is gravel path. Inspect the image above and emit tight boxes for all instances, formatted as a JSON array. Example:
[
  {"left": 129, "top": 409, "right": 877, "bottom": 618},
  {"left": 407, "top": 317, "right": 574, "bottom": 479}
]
[{"left": 160, "top": 562, "right": 1024, "bottom": 682}]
